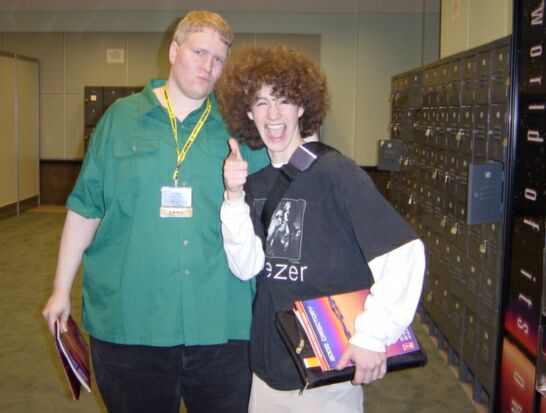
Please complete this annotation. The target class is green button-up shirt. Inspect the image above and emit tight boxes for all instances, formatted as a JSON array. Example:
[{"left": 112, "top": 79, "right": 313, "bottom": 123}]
[{"left": 68, "top": 79, "right": 268, "bottom": 346}]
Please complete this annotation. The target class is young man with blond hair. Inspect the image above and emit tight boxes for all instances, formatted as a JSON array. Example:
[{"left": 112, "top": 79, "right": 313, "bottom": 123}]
[{"left": 42, "top": 11, "right": 267, "bottom": 413}]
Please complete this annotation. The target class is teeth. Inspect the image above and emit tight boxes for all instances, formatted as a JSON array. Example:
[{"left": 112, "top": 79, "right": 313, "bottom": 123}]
[{"left": 266, "top": 124, "right": 285, "bottom": 138}]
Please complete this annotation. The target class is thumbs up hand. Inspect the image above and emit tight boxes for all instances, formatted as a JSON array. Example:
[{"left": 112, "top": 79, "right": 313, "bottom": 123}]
[{"left": 223, "top": 138, "right": 248, "bottom": 201}]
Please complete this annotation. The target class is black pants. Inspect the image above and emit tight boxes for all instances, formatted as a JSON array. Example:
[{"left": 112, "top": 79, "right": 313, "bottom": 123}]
[{"left": 90, "top": 337, "right": 252, "bottom": 413}]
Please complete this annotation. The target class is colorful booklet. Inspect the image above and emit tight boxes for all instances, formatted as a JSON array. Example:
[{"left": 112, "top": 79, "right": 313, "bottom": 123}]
[
  {"left": 54, "top": 316, "right": 91, "bottom": 400},
  {"left": 294, "top": 288, "right": 422, "bottom": 372}
]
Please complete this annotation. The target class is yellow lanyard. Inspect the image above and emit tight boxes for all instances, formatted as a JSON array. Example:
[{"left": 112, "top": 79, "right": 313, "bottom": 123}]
[{"left": 164, "top": 88, "right": 212, "bottom": 185}]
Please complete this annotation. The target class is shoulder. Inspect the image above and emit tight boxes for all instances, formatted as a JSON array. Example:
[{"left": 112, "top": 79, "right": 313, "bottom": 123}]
[
  {"left": 100, "top": 93, "right": 142, "bottom": 123},
  {"left": 241, "top": 146, "right": 269, "bottom": 173},
  {"left": 311, "top": 149, "right": 376, "bottom": 193},
  {"left": 315, "top": 148, "right": 365, "bottom": 177}
]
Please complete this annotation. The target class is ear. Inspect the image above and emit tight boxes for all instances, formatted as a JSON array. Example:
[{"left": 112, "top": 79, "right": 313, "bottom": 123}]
[
  {"left": 168, "top": 41, "right": 178, "bottom": 65},
  {"left": 247, "top": 110, "right": 254, "bottom": 121},
  {"left": 298, "top": 106, "right": 304, "bottom": 118}
]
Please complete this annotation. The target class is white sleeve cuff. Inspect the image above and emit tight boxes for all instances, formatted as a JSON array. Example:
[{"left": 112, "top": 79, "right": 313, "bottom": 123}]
[
  {"left": 220, "top": 191, "right": 265, "bottom": 280},
  {"left": 352, "top": 239, "right": 425, "bottom": 350}
]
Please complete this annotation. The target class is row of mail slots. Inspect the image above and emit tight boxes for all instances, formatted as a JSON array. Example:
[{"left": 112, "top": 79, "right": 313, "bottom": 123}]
[
  {"left": 84, "top": 86, "right": 143, "bottom": 126},
  {"left": 389, "top": 103, "right": 508, "bottom": 163},
  {"left": 391, "top": 40, "right": 510, "bottom": 108},
  {"left": 382, "top": 36, "right": 511, "bottom": 405},
  {"left": 83, "top": 86, "right": 143, "bottom": 151}
]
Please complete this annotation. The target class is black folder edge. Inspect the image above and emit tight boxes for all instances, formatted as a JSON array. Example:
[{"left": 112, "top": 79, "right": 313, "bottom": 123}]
[{"left": 275, "top": 310, "right": 427, "bottom": 389}]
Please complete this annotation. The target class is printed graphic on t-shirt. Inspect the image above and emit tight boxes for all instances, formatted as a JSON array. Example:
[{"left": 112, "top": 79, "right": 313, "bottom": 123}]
[{"left": 255, "top": 198, "right": 306, "bottom": 261}]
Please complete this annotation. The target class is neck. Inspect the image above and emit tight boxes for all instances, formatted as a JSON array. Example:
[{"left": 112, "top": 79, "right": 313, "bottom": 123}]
[
  {"left": 267, "top": 137, "right": 304, "bottom": 165},
  {"left": 158, "top": 80, "right": 207, "bottom": 121}
]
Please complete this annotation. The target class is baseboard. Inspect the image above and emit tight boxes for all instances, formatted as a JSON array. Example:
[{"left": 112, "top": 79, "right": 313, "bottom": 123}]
[
  {"left": 0, "top": 203, "right": 17, "bottom": 220},
  {"left": 19, "top": 195, "right": 39, "bottom": 212},
  {"left": 0, "top": 196, "right": 40, "bottom": 220}
]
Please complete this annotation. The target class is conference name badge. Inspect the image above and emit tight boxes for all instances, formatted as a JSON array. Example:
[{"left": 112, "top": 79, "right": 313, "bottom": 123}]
[{"left": 160, "top": 185, "right": 193, "bottom": 218}]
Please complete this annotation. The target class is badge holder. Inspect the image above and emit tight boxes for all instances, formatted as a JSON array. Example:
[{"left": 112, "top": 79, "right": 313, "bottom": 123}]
[{"left": 160, "top": 183, "right": 193, "bottom": 218}]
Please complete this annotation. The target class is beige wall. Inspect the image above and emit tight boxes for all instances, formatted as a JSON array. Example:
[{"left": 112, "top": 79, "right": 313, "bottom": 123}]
[
  {"left": 441, "top": 0, "right": 513, "bottom": 58},
  {"left": 16, "top": 57, "right": 40, "bottom": 201},
  {"left": 0, "top": 54, "right": 17, "bottom": 208},
  {"left": 0, "top": 10, "right": 438, "bottom": 164},
  {"left": 0, "top": 53, "right": 39, "bottom": 209},
  {"left": 355, "top": 12, "right": 439, "bottom": 165}
]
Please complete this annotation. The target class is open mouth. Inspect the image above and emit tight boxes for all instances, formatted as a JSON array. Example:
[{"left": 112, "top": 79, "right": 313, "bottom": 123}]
[{"left": 266, "top": 124, "right": 286, "bottom": 140}]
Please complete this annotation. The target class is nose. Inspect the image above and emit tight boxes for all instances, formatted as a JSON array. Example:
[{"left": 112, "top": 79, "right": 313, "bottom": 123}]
[
  {"left": 202, "top": 56, "right": 213, "bottom": 74},
  {"left": 268, "top": 103, "right": 280, "bottom": 120}
]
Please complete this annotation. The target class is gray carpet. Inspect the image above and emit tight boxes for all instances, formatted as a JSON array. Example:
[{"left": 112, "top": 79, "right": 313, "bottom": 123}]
[{"left": 0, "top": 210, "right": 481, "bottom": 412}]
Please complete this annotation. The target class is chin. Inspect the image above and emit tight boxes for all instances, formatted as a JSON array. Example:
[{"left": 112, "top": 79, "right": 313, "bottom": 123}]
[{"left": 190, "top": 91, "right": 210, "bottom": 100}]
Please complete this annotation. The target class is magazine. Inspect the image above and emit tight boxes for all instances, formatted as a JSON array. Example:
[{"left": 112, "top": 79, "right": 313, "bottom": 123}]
[
  {"left": 54, "top": 316, "right": 91, "bottom": 399},
  {"left": 294, "top": 288, "right": 422, "bottom": 372}
]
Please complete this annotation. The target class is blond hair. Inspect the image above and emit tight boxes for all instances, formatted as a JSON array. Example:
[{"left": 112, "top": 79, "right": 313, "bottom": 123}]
[{"left": 173, "top": 10, "right": 234, "bottom": 48}]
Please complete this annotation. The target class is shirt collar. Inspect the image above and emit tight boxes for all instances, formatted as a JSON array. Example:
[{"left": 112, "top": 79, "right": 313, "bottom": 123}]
[{"left": 139, "top": 79, "right": 222, "bottom": 122}]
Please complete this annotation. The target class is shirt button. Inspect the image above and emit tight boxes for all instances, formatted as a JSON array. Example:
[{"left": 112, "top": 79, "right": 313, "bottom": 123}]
[
  {"left": 184, "top": 269, "right": 190, "bottom": 276},
  {"left": 132, "top": 144, "right": 137, "bottom": 151},
  {"left": 183, "top": 240, "right": 189, "bottom": 247}
]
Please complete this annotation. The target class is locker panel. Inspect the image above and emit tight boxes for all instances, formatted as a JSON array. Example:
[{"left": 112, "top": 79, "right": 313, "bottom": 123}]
[
  {"left": 103, "top": 86, "right": 126, "bottom": 109},
  {"left": 446, "top": 292, "right": 465, "bottom": 353},
  {"left": 475, "top": 52, "right": 491, "bottom": 77},
  {"left": 488, "top": 103, "right": 508, "bottom": 161},
  {"left": 490, "top": 76, "right": 510, "bottom": 104},
  {"left": 446, "top": 83, "right": 461, "bottom": 107},
  {"left": 84, "top": 86, "right": 103, "bottom": 108},
  {"left": 479, "top": 270, "right": 502, "bottom": 320},
  {"left": 449, "top": 247, "right": 468, "bottom": 298},
  {"left": 457, "top": 107, "right": 474, "bottom": 154},
  {"left": 490, "top": 45, "right": 510, "bottom": 78},
  {"left": 461, "top": 56, "right": 476, "bottom": 105},
  {"left": 444, "top": 152, "right": 458, "bottom": 198},
  {"left": 472, "top": 106, "right": 489, "bottom": 161},
  {"left": 462, "top": 306, "right": 478, "bottom": 371},
  {"left": 455, "top": 154, "right": 470, "bottom": 203},
  {"left": 468, "top": 224, "right": 486, "bottom": 262},
  {"left": 84, "top": 105, "right": 104, "bottom": 127},
  {"left": 445, "top": 108, "right": 461, "bottom": 151},
  {"left": 474, "top": 77, "right": 490, "bottom": 105},
  {"left": 465, "top": 259, "right": 481, "bottom": 307},
  {"left": 476, "top": 319, "right": 498, "bottom": 394},
  {"left": 461, "top": 81, "right": 474, "bottom": 106},
  {"left": 447, "top": 58, "right": 463, "bottom": 83}
]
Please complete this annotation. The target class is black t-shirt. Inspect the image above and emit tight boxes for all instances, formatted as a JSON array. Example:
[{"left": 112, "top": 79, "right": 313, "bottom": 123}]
[{"left": 244, "top": 149, "right": 417, "bottom": 390}]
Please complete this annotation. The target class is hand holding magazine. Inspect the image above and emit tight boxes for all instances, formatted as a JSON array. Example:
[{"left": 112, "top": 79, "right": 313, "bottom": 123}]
[
  {"left": 275, "top": 288, "right": 427, "bottom": 389},
  {"left": 54, "top": 316, "right": 91, "bottom": 400}
]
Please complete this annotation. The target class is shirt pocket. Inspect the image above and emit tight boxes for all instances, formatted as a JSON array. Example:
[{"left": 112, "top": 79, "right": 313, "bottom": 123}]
[
  {"left": 111, "top": 135, "right": 160, "bottom": 196},
  {"left": 113, "top": 136, "right": 159, "bottom": 157}
]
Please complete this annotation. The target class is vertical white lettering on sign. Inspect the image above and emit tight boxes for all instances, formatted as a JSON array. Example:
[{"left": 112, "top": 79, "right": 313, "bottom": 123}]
[
  {"left": 514, "top": 371, "right": 526, "bottom": 389},
  {"left": 523, "top": 218, "right": 540, "bottom": 231},
  {"left": 524, "top": 188, "right": 538, "bottom": 201},
  {"left": 520, "top": 268, "right": 535, "bottom": 282},
  {"left": 529, "top": 76, "right": 543, "bottom": 86},
  {"left": 518, "top": 293, "right": 533, "bottom": 308},
  {"left": 527, "top": 129, "right": 544, "bottom": 143},
  {"left": 530, "top": 44, "right": 543, "bottom": 57},
  {"left": 510, "top": 399, "right": 523, "bottom": 413},
  {"left": 531, "top": 1, "right": 544, "bottom": 25}
]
